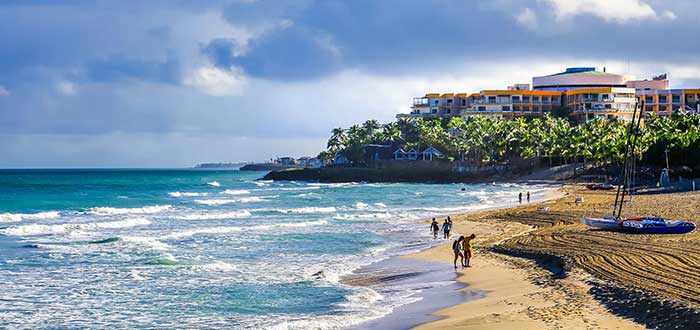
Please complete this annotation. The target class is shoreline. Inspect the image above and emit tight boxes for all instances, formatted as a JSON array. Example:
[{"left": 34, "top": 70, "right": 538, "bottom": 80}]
[
  {"left": 397, "top": 185, "right": 700, "bottom": 330},
  {"left": 346, "top": 184, "right": 565, "bottom": 329}
]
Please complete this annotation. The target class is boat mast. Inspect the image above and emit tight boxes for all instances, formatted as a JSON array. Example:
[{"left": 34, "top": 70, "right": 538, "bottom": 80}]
[{"left": 613, "top": 100, "right": 645, "bottom": 218}]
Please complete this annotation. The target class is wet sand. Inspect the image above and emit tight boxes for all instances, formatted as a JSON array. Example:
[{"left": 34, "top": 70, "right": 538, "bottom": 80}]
[
  {"left": 345, "top": 257, "right": 484, "bottom": 330},
  {"left": 407, "top": 185, "right": 700, "bottom": 329}
]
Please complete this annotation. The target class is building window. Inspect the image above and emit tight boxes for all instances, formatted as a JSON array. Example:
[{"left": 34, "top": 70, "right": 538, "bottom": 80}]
[
  {"left": 532, "top": 96, "right": 540, "bottom": 103},
  {"left": 523, "top": 106, "right": 530, "bottom": 112},
  {"left": 502, "top": 106, "right": 511, "bottom": 111},
  {"left": 659, "top": 95, "right": 668, "bottom": 103},
  {"left": 478, "top": 106, "right": 486, "bottom": 111},
  {"left": 672, "top": 95, "right": 680, "bottom": 103},
  {"left": 660, "top": 105, "right": 668, "bottom": 112},
  {"left": 431, "top": 108, "right": 438, "bottom": 114},
  {"left": 511, "top": 96, "right": 520, "bottom": 102},
  {"left": 523, "top": 96, "right": 530, "bottom": 103},
  {"left": 513, "top": 106, "right": 521, "bottom": 111},
  {"left": 645, "top": 96, "right": 653, "bottom": 103},
  {"left": 445, "top": 109, "right": 451, "bottom": 114},
  {"left": 488, "top": 96, "right": 496, "bottom": 103}
]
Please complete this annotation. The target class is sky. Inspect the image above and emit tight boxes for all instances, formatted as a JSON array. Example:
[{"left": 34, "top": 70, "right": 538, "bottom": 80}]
[{"left": 1, "top": 0, "right": 699, "bottom": 168}]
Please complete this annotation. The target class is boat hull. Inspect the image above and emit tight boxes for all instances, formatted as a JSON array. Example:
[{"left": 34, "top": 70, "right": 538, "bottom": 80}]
[
  {"left": 580, "top": 216, "right": 621, "bottom": 230},
  {"left": 622, "top": 218, "right": 696, "bottom": 234}
]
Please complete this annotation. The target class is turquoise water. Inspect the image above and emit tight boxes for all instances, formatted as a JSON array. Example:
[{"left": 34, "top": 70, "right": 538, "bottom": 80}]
[{"left": 0, "top": 169, "right": 551, "bottom": 329}]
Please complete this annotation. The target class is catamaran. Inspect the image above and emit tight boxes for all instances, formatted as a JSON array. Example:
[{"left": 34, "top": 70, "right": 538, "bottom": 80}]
[{"left": 580, "top": 100, "right": 695, "bottom": 234}]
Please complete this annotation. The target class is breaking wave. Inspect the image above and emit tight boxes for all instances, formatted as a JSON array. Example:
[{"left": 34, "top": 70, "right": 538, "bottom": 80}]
[
  {"left": 194, "top": 197, "right": 267, "bottom": 205},
  {"left": 163, "top": 219, "right": 328, "bottom": 240},
  {"left": 168, "top": 192, "right": 208, "bottom": 197},
  {"left": 174, "top": 210, "right": 252, "bottom": 220},
  {"left": 0, "top": 218, "right": 152, "bottom": 236},
  {"left": 220, "top": 189, "right": 250, "bottom": 195},
  {"left": 274, "top": 206, "right": 337, "bottom": 214},
  {"left": 87, "top": 205, "right": 172, "bottom": 215},
  {"left": 0, "top": 211, "right": 60, "bottom": 222},
  {"left": 207, "top": 181, "right": 221, "bottom": 187}
]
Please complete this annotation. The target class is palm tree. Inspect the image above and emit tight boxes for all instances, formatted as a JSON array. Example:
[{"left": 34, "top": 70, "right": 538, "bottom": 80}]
[
  {"left": 380, "top": 122, "right": 403, "bottom": 145},
  {"left": 327, "top": 127, "right": 347, "bottom": 151}
]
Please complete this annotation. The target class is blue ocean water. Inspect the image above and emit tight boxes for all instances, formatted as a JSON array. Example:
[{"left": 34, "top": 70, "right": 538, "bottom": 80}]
[{"left": 0, "top": 169, "right": 551, "bottom": 329}]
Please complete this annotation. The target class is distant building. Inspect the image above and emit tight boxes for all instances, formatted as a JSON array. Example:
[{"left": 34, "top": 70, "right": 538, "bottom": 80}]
[
  {"left": 465, "top": 90, "right": 563, "bottom": 120},
  {"left": 297, "top": 157, "right": 323, "bottom": 168},
  {"left": 566, "top": 87, "right": 637, "bottom": 122},
  {"left": 364, "top": 144, "right": 394, "bottom": 161},
  {"left": 396, "top": 67, "right": 700, "bottom": 123},
  {"left": 532, "top": 67, "right": 630, "bottom": 91},
  {"left": 277, "top": 157, "right": 297, "bottom": 165}
]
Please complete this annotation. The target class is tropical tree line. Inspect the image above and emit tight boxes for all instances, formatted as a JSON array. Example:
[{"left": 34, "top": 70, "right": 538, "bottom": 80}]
[{"left": 318, "top": 113, "right": 700, "bottom": 170}]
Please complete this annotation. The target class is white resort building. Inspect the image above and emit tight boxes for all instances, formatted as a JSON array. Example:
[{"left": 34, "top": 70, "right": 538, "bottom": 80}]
[{"left": 398, "top": 67, "right": 700, "bottom": 123}]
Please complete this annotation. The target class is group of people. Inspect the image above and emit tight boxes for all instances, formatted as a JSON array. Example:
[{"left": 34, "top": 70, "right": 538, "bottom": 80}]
[
  {"left": 452, "top": 234, "right": 476, "bottom": 268},
  {"left": 430, "top": 217, "right": 452, "bottom": 239},
  {"left": 518, "top": 191, "right": 531, "bottom": 204},
  {"left": 430, "top": 217, "right": 476, "bottom": 269}
]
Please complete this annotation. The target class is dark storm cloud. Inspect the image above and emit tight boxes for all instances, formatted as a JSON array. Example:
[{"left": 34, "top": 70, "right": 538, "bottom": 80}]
[
  {"left": 0, "top": 0, "right": 698, "bottom": 166},
  {"left": 212, "top": 0, "right": 698, "bottom": 80}
]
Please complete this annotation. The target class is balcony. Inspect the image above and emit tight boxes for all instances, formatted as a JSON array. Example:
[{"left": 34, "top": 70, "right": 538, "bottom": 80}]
[
  {"left": 463, "top": 109, "right": 503, "bottom": 114},
  {"left": 396, "top": 113, "right": 441, "bottom": 118}
]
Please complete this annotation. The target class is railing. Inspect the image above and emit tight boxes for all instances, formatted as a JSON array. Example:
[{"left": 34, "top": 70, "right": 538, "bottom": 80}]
[
  {"left": 396, "top": 113, "right": 442, "bottom": 117},
  {"left": 463, "top": 109, "right": 503, "bottom": 113}
]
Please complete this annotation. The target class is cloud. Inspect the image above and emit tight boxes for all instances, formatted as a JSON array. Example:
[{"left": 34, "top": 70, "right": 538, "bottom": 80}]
[
  {"left": 662, "top": 10, "right": 677, "bottom": 20},
  {"left": 0, "top": 0, "right": 698, "bottom": 167},
  {"left": 183, "top": 66, "right": 247, "bottom": 96},
  {"left": 84, "top": 53, "right": 181, "bottom": 84},
  {"left": 515, "top": 7, "right": 538, "bottom": 29},
  {"left": 56, "top": 80, "right": 77, "bottom": 95},
  {"left": 541, "top": 0, "right": 657, "bottom": 23}
]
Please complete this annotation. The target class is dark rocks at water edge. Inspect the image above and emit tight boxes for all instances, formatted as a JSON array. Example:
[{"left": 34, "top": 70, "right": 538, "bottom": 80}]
[
  {"left": 194, "top": 163, "right": 245, "bottom": 169},
  {"left": 262, "top": 167, "right": 516, "bottom": 183},
  {"left": 240, "top": 163, "right": 304, "bottom": 171}
]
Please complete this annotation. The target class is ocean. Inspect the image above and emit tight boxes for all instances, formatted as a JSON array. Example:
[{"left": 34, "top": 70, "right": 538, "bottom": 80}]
[{"left": 0, "top": 169, "right": 551, "bottom": 329}]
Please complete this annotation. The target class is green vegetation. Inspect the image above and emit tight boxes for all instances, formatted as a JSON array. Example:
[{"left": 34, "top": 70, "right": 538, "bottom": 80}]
[{"left": 319, "top": 114, "right": 700, "bottom": 172}]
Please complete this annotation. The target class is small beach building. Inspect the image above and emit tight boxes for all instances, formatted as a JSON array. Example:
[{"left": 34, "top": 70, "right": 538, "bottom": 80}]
[
  {"left": 406, "top": 148, "right": 419, "bottom": 161},
  {"left": 393, "top": 148, "right": 407, "bottom": 160},
  {"left": 333, "top": 151, "right": 349, "bottom": 165},
  {"left": 421, "top": 147, "right": 443, "bottom": 161},
  {"left": 364, "top": 144, "right": 393, "bottom": 161}
]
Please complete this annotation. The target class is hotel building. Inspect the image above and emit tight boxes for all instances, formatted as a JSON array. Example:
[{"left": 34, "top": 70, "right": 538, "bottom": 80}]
[{"left": 398, "top": 67, "right": 700, "bottom": 123}]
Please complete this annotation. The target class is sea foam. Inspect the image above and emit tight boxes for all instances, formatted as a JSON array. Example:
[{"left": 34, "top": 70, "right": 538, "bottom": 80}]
[
  {"left": 220, "top": 189, "right": 250, "bottom": 195},
  {"left": 194, "top": 197, "right": 267, "bottom": 205},
  {"left": 0, "top": 218, "right": 152, "bottom": 236},
  {"left": 175, "top": 210, "right": 252, "bottom": 220},
  {"left": 0, "top": 211, "right": 60, "bottom": 222},
  {"left": 169, "top": 192, "right": 208, "bottom": 197},
  {"left": 87, "top": 205, "right": 172, "bottom": 215},
  {"left": 163, "top": 219, "right": 327, "bottom": 239},
  {"left": 275, "top": 207, "right": 337, "bottom": 214},
  {"left": 207, "top": 181, "right": 221, "bottom": 187}
]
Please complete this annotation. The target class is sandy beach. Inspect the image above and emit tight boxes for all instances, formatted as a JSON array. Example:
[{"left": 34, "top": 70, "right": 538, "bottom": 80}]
[{"left": 399, "top": 185, "right": 700, "bottom": 330}]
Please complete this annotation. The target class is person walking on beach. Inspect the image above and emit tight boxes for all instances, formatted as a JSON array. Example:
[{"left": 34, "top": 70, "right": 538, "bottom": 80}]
[
  {"left": 463, "top": 234, "right": 476, "bottom": 267},
  {"left": 527, "top": 191, "right": 531, "bottom": 203},
  {"left": 442, "top": 219, "right": 451, "bottom": 239},
  {"left": 447, "top": 216, "right": 452, "bottom": 227},
  {"left": 518, "top": 192, "right": 523, "bottom": 204},
  {"left": 430, "top": 218, "right": 440, "bottom": 239},
  {"left": 452, "top": 236, "right": 465, "bottom": 269}
]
